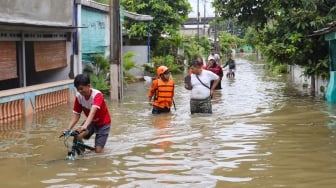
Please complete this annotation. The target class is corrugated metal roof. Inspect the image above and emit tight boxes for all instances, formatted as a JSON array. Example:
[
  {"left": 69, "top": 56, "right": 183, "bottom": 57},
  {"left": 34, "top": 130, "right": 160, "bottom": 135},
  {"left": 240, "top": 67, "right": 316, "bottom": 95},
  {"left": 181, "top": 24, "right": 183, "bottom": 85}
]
[
  {"left": 80, "top": 0, "right": 153, "bottom": 21},
  {"left": 0, "top": 22, "right": 82, "bottom": 32}
]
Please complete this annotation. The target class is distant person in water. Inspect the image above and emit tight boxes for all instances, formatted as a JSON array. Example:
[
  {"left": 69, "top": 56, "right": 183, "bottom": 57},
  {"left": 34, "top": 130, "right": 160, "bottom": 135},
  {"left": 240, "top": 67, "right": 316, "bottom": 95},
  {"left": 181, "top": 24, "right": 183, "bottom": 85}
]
[
  {"left": 223, "top": 54, "right": 236, "bottom": 78},
  {"left": 206, "top": 57, "right": 223, "bottom": 89},
  {"left": 208, "top": 48, "right": 221, "bottom": 65}
]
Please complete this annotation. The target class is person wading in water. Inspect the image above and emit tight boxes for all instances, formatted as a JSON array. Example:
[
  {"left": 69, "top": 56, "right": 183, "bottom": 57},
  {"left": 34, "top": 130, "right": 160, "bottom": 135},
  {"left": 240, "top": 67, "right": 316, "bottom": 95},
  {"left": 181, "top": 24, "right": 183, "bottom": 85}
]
[
  {"left": 185, "top": 60, "right": 220, "bottom": 114},
  {"left": 148, "top": 66, "right": 175, "bottom": 114}
]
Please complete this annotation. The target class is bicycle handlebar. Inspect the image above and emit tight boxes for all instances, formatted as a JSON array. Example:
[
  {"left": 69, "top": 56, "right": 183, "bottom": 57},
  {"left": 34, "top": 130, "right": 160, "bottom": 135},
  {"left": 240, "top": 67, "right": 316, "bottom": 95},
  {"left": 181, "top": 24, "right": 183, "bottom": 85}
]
[{"left": 59, "top": 130, "right": 80, "bottom": 138}]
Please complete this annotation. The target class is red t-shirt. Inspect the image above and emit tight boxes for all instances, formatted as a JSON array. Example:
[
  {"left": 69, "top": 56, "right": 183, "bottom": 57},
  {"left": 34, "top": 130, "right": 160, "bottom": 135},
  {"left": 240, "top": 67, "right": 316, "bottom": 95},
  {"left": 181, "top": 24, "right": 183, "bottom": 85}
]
[{"left": 73, "top": 88, "right": 111, "bottom": 126}]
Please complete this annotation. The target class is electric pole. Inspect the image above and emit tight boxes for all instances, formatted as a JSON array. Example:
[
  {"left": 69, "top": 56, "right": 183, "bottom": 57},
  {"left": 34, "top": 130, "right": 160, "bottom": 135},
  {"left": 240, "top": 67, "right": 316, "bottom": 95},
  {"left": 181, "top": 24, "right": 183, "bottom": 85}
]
[
  {"left": 203, "top": 0, "right": 206, "bottom": 36},
  {"left": 197, "top": 0, "right": 200, "bottom": 44},
  {"left": 110, "top": 0, "right": 122, "bottom": 100}
]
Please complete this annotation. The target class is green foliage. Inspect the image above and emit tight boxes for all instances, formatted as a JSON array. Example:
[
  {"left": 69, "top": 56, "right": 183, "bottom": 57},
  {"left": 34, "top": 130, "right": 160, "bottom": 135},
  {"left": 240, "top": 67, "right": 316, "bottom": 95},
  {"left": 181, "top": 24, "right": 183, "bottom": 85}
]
[
  {"left": 244, "top": 27, "right": 258, "bottom": 49},
  {"left": 218, "top": 31, "right": 244, "bottom": 56},
  {"left": 213, "top": 0, "right": 273, "bottom": 28},
  {"left": 153, "top": 33, "right": 186, "bottom": 57},
  {"left": 320, "top": 85, "right": 325, "bottom": 93},
  {"left": 213, "top": 0, "right": 336, "bottom": 77},
  {"left": 83, "top": 54, "right": 110, "bottom": 95},
  {"left": 90, "top": 74, "right": 110, "bottom": 95},
  {"left": 121, "top": 0, "right": 192, "bottom": 49},
  {"left": 122, "top": 51, "right": 139, "bottom": 83},
  {"left": 182, "top": 35, "right": 208, "bottom": 62},
  {"left": 199, "top": 35, "right": 212, "bottom": 55},
  {"left": 82, "top": 52, "right": 146, "bottom": 92},
  {"left": 144, "top": 55, "right": 184, "bottom": 75}
]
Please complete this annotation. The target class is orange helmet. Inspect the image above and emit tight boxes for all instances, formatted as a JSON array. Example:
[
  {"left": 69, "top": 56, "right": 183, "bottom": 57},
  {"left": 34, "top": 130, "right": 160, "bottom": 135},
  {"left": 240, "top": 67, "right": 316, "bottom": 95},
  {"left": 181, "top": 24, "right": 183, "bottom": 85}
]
[{"left": 156, "top": 66, "right": 169, "bottom": 76}]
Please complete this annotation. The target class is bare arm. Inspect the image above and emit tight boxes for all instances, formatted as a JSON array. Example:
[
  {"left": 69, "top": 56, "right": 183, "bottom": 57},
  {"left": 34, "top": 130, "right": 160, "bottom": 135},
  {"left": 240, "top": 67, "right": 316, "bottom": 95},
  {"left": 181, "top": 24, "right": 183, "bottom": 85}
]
[
  {"left": 66, "top": 113, "right": 81, "bottom": 130},
  {"left": 210, "top": 78, "right": 220, "bottom": 97},
  {"left": 148, "top": 96, "right": 153, "bottom": 105}
]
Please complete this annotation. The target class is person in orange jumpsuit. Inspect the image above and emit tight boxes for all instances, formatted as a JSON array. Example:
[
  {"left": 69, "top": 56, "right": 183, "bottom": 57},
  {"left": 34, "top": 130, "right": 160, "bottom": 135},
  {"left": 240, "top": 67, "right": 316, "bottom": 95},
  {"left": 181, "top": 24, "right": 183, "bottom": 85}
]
[{"left": 148, "top": 66, "right": 175, "bottom": 114}]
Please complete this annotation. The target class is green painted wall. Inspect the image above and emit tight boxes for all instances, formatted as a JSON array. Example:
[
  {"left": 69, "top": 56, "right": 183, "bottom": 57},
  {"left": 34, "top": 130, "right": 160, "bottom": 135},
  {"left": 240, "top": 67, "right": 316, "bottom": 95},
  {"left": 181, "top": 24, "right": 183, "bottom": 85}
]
[{"left": 81, "top": 7, "right": 107, "bottom": 62}]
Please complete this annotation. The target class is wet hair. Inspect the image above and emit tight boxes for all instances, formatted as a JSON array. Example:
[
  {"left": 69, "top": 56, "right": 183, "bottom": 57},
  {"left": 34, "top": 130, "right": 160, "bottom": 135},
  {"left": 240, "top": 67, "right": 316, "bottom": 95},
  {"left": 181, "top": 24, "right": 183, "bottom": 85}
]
[
  {"left": 74, "top": 74, "right": 90, "bottom": 88},
  {"left": 189, "top": 60, "right": 202, "bottom": 68}
]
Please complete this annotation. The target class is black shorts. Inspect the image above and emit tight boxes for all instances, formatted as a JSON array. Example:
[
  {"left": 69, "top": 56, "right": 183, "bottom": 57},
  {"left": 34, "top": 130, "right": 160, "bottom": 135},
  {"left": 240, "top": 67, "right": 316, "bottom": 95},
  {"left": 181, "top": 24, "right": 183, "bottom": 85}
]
[
  {"left": 152, "top": 106, "right": 170, "bottom": 114},
  {"left": 83, "top": 124, "right": 110, "bottom": 147}
]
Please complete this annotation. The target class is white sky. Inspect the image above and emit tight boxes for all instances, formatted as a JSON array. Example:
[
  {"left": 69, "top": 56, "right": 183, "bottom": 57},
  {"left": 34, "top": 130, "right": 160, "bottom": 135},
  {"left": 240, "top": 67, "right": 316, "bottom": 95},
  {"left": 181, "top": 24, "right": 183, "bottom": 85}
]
[{"left": 188, "top": 0, "right": 215, "bottom": 18}]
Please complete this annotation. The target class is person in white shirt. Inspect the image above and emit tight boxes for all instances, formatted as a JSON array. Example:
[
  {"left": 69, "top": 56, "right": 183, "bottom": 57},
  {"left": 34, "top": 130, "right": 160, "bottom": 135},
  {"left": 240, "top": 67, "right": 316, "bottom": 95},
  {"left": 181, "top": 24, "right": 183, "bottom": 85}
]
[
  {"left": 208, "top": 48, "right": 221, "bottom": 64},
  {"left": 186, "top": 60, "right": 220, "bottom": 114}
]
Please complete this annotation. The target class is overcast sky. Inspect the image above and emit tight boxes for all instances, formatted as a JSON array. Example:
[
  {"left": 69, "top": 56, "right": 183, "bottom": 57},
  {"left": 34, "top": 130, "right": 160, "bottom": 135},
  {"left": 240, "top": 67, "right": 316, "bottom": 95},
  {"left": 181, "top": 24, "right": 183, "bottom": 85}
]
[{"left": 188, "top": 0, "right": 215, "bottom": 18}]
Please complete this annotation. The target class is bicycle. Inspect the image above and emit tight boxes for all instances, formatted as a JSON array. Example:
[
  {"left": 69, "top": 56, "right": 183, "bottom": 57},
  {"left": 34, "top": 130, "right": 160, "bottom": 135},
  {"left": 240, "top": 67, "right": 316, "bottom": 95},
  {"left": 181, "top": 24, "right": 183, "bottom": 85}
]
[{"left": 59, "top": 130, "right": 95, "bottom": 160}]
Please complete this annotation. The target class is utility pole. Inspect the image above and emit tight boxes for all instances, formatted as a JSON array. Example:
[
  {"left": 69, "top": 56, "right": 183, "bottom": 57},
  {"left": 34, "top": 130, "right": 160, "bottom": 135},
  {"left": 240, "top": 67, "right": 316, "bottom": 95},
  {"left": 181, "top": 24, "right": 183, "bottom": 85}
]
[
  {"left": 203, "top": 0, "right": 206, "bottom": 36},
  {"left": 110, "top": 0, "right": 122, "bottom": 100},
  {"left": 197, "top": 0, "right": 200, "bottom": 44},
  {"left": 214, "top": 9, "right": 217, "bottom": 51}
]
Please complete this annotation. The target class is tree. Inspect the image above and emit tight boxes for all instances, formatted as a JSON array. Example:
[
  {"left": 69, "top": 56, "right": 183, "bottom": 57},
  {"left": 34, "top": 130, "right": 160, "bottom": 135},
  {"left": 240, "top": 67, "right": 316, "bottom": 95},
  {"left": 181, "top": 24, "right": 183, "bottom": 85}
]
[
  {"left": 213, "top": 0, "right": 336, "bottom": 78},
  {"left": 121, "top": 0, "right": 192, "bottom": 51},
  {"left": 218, "top": 31, "right": 244, "bottom": 56}
]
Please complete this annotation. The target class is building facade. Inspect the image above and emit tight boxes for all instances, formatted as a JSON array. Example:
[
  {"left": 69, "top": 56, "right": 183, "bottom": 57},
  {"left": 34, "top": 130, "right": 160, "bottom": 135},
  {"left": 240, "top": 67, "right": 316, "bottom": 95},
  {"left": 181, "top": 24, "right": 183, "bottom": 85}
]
[{"left": 0, "top": 0, "right": 76, "bottom": 123}]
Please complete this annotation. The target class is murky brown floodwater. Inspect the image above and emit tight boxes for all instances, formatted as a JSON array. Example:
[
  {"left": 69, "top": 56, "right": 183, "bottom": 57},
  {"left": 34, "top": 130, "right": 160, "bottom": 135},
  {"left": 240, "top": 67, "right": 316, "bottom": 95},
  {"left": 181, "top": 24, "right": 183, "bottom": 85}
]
[{"left": 1, "top": 56, "right": 336, "bottom": 188}]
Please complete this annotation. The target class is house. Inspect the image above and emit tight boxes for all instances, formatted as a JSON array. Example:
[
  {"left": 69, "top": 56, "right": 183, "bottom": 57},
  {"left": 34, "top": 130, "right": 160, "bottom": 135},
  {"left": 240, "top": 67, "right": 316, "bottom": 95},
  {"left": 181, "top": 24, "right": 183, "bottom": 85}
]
[
  {"left": 0, "top": 0, "right": 153, "bottom": 124},
  {"left": 78, "top": 0, "right": 153, "bottom": 78},
  {"left": 312, "top": 21, "right": 336, "bottom": 102},
  {"left": 0, "top": 0, "right": 77, "bottom": 124}
]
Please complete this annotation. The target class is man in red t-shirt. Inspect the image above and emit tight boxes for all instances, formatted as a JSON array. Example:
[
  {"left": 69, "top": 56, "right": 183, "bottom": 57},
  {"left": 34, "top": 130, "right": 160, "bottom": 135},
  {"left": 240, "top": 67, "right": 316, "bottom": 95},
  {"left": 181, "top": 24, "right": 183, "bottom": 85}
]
[{"left": 65, "top": 74, "right": 111, "bottom": 153}]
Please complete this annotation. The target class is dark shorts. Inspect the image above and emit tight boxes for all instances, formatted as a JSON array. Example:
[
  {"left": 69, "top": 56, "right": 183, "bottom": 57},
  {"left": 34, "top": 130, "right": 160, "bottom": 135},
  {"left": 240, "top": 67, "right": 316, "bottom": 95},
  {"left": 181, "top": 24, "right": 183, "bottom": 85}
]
[
  {"left": 83, "top": 124, "right": 110, "bottom": 147},
  {"left": 190, "top": 96, "right": 212, "bottom": 114},
  {"left": 152, "top": 105, "right": 170, "bottom": 114}
]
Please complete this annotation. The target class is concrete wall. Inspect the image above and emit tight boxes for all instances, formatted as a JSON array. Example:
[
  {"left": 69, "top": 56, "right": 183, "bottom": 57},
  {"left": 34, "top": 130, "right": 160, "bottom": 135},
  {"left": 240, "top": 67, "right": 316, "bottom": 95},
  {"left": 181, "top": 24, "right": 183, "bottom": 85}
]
[
  {"left": 81, "top": 6, "right": 109, "bottom": 63},
  {"left": 123, "top": 45, "right": 148, "bottom": 78},
  {"left": 289, "top": 65, "right": 328, "bottom": 96},
  {"left": 0, "top": 0, "right": 73, "bottom": 26},
  {"left": 0, "top": 80, "right": 75, "bottom": 124}
]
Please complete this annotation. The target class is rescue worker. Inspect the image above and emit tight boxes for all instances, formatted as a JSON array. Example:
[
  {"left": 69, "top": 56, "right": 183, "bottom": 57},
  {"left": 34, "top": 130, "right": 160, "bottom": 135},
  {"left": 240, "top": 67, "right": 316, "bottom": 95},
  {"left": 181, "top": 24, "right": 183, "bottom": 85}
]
[{"left": 148, "top": 66, "right": 175, "bottom": 114}]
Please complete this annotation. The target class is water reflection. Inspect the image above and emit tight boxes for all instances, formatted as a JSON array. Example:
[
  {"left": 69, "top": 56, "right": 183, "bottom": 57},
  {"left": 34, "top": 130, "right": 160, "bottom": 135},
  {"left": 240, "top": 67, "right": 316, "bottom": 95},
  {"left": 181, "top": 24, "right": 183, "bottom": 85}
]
[{"left": 2, "top": 57, "right": 336, "bottom": 187}]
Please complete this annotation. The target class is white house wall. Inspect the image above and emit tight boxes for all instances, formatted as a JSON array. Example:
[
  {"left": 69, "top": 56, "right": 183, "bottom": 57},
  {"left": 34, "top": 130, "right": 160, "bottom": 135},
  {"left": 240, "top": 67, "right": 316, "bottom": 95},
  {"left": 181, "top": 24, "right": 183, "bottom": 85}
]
[
  {"left": 123, "top": 45, "right": 148, "bottom": 78},
  {"left": 289, "top": 65, "right": 327, "bottom": 96}
]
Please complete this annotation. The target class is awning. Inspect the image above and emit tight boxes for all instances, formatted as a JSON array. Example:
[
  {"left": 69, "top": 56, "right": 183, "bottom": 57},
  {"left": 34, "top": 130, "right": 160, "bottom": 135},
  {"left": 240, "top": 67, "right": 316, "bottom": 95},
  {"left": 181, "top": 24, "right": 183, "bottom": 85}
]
[{"left": 0, "top": 22, "right": 84, "bottom": 32}]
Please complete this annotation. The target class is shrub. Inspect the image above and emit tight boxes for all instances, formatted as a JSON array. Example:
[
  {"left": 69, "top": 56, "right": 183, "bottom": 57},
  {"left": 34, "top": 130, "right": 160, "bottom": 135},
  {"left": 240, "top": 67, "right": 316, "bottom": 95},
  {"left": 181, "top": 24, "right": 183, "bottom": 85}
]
[{"left": 144, "top": 55, "right": 184, "bottom": 75}]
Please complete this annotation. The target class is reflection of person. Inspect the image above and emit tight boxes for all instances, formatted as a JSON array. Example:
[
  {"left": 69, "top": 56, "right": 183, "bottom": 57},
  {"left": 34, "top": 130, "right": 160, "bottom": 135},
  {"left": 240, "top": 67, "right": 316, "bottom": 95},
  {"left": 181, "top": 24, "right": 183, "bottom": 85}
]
[
  {"left": 189, "top": 60, "right": 220, "bottom": 114},
  {"left": 223, "top": 54, "right": 236, "bottom": 78},
  {"left": 152, "top": 114, "right": 173, "bottom": 174},
  {"left": 148, "top": 66, "right": 175, "bottom": 114},
  {"left": 64, "top": 74, "right": 111, "bottom": 153},
  {"left": 206, "top": 57, "right": 223, "bottom": 90}
]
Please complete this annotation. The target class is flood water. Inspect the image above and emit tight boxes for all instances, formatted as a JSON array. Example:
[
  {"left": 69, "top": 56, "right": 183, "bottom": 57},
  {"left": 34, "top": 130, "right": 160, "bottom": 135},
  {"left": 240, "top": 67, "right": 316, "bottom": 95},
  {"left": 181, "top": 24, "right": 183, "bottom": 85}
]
[{"left": 2, "top": 56, "right": 336, "bottom": 187}]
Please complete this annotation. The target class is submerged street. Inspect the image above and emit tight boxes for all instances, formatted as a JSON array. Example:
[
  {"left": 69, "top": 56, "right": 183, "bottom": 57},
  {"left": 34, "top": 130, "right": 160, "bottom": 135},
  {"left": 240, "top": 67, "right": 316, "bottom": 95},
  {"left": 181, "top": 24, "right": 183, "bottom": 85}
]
[{"left": 1, "top": 56, "right": 336, "bottom": 187}]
